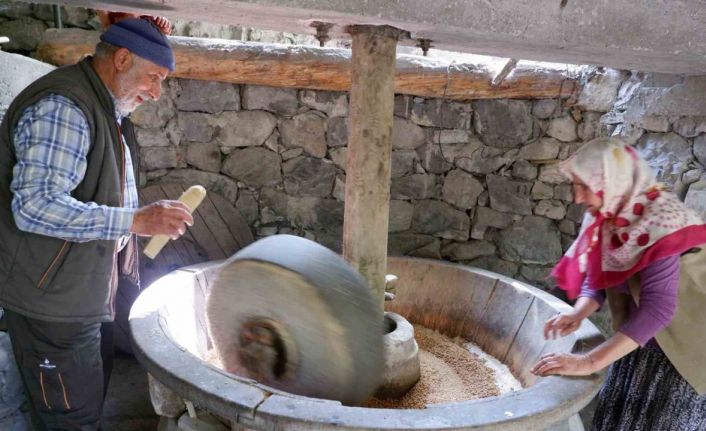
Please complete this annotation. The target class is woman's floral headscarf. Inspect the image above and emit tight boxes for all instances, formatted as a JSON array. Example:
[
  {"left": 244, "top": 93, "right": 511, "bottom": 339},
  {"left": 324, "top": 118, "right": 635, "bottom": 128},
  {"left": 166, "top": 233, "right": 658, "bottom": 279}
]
[{"left": 552, "top": 137, "right": 706, "bottom": 299}]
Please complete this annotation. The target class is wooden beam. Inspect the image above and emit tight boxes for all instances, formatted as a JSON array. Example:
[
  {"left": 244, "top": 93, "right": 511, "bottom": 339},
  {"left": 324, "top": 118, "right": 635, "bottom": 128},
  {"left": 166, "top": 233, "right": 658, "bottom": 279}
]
[
  {"left": 343, "top": 25, "right": 404, "bottom": 308},
  {"left": 36, "top": 29, "right": 578, "bottom": 100}
]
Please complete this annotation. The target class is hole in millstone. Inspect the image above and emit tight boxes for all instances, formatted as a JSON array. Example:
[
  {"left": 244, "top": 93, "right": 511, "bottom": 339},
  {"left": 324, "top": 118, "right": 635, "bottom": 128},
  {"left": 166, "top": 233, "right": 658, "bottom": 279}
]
[
  {"left": 237, "top": 318, "right": 295, "bottom": 382},
  {"left": 383, "top": 315, "right": 398, "bottom": 334}
]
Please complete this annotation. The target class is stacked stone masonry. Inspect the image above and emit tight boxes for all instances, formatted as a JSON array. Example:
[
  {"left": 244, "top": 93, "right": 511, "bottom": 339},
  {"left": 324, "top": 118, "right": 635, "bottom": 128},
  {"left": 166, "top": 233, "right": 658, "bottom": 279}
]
[
  {"left": 3, "top": 3, "right": 706, "bottom": 296},
  {"left": 127, "top": 79, "right": 614, "bottom": 293},
  {"left": 603, "top": 70, "right": 706, "bottom": 217},
  {"left": 128, "top": 72, "right": 706, "bottom": 294}
]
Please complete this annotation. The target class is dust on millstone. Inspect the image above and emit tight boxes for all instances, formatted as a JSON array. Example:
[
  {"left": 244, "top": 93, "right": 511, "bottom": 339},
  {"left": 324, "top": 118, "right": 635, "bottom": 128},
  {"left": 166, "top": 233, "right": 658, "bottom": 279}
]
[{"left": 366, "top": 325, "right": 503, "bottom": 409}]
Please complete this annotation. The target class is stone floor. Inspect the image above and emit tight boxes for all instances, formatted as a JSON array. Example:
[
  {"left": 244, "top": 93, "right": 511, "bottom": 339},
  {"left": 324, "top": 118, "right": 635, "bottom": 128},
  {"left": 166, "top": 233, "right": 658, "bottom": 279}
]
[
  {"left": 103, "top": 353, "right": 159, "bottom": 431},
  {"left": 0, "top": 346, "right": 157, "bottom": 431}
]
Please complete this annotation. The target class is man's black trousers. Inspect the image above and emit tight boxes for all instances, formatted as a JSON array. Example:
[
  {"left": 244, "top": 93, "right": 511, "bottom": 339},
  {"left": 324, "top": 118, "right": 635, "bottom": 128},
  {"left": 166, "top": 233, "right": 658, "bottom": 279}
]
[{"left": 4, "top": 310, "right": 114, "bottom": 431}]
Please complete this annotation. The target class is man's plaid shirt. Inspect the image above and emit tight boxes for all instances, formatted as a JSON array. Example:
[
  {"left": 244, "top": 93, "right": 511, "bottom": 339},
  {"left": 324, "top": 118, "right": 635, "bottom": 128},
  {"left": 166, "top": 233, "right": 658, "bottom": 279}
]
[{"left": 10, "top": 93, "right": 138, "bottom": 242}]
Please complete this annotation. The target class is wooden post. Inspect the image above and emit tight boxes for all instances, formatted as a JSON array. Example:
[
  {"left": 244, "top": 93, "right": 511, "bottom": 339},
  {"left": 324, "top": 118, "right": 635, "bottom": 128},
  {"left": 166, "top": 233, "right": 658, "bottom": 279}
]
[{"left": 343, "top": 25, "right": 407, "bottom": 309}]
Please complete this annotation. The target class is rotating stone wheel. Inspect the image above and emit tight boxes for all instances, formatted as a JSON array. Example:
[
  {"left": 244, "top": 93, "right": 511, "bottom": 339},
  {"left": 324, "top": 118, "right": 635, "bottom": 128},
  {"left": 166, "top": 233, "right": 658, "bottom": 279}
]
[{"left": 206, "top": 235, "right": 384, "bottom": 406}]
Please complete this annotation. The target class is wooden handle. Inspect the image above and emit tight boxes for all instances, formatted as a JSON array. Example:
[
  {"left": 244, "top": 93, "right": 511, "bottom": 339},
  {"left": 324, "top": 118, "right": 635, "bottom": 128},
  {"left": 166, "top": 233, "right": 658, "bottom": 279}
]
[{"left": 143, "top": 185, "right": 207, "bottom": 259}]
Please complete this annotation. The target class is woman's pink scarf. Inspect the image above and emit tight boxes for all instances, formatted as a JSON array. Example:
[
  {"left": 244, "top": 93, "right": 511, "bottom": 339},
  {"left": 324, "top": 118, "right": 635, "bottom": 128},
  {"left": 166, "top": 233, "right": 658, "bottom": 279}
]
[{"left": 552, "top": 138, "right": 706, "bottom": 299}]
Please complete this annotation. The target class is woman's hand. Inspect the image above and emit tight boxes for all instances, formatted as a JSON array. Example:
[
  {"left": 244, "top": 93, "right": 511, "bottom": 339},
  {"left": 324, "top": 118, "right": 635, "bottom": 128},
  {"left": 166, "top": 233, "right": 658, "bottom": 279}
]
[
  {"left": 97, "top": 10, "right": 173, "bottom": 35},
  {"left": 544, "top": 312, "right": 582, "bottom": 339},
  {"left": 143, "top": 16, "right": 173, "bottom": 35},
  {"left": 530, "top": 352, "right": 595, "bottom": 377}
]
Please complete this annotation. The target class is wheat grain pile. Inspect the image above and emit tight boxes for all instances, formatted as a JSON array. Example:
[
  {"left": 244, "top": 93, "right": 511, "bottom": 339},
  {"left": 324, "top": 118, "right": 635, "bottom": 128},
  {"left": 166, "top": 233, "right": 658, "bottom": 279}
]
[{"left": 366, "top": 325, "right": 505, "bottom": 409}]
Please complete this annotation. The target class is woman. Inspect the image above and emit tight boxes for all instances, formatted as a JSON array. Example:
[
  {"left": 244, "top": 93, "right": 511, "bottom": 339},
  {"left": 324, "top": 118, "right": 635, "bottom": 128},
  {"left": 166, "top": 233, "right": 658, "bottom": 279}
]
[
  {"left": 530, "top": 137, "right": 706, "bottom": 430},
  {"left": 97, "top": 10, "right": 172, "bottom": 34}
]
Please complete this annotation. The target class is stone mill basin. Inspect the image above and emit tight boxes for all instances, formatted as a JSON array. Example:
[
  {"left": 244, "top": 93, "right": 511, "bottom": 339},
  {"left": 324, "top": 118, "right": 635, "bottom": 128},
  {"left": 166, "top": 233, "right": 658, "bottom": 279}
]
[{"left": 129, "top": 257, "right": 605, "bottom": 431}]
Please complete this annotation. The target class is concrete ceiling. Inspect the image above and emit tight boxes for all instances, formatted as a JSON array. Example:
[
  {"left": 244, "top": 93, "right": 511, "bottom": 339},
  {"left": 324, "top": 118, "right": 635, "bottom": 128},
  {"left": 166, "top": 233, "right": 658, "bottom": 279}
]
[{"left": 27, "top": 0, "right": 706, "bottom": 75}]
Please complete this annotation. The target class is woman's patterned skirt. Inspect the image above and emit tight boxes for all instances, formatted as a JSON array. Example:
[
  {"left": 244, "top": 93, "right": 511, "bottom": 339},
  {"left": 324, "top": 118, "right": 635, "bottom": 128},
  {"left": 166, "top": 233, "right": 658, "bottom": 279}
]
[{"left": 592, "top": 343, "right": 706, "bottom": 431}]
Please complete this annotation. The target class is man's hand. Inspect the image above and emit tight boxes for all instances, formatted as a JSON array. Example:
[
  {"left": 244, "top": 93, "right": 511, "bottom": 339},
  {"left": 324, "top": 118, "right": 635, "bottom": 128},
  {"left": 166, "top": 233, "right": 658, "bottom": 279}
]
[
  {"left": 530, "top": 352, "right": 595, "bottom": 377},
  {"left": 130, "top": 200, "right": 193, "bottom": 239}
]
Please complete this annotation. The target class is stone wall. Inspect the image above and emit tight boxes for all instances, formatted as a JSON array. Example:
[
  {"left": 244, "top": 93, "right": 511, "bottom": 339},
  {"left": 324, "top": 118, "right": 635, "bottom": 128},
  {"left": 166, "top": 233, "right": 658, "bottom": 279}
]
[
  {"left": 603, "top": 72, "right": 706, "bottom": 217},
  {"left": 4, "top": 2, "right": 704, "bottom": 298},
  {"left": 0, "top": 49, "right": 54, "bottom": 117},
  {"left": 126, "top": 74, "right": 624, "bottom": 294}
]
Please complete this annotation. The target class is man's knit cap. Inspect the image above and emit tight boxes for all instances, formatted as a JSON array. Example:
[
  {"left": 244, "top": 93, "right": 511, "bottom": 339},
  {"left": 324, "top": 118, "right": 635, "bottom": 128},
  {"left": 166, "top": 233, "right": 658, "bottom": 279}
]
[{"left": 100, "top": 18, "right": 175, "bottom": 71}]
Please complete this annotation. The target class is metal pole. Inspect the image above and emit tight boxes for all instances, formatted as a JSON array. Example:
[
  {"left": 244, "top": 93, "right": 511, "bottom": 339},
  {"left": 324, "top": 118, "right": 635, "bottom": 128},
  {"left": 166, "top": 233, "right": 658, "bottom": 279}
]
[{"left": 52, "top": 4, "right": 63, "bottom": 29}]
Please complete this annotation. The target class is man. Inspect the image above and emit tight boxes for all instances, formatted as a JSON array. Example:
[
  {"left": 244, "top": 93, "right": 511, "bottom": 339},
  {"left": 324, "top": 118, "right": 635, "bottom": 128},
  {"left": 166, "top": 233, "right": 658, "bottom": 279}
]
[{"left": 0, "top": 18, "right": 192, "bottom": 430}]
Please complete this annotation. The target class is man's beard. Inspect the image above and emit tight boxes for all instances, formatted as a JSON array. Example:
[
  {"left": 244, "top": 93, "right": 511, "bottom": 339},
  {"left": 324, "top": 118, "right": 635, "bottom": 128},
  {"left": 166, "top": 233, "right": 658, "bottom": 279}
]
[
  {"left": 114, "top": 65, "right": 145, "bottom": 117},
  {"left": 115, "top": 97, "right": 138, "bottom": 118}
]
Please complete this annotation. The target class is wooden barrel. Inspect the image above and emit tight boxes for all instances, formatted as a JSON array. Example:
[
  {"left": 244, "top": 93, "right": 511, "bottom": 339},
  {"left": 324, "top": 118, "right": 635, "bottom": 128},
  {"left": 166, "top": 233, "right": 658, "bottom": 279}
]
[{"left": 137, "top": 182, "right": 254, "bottom": 288}]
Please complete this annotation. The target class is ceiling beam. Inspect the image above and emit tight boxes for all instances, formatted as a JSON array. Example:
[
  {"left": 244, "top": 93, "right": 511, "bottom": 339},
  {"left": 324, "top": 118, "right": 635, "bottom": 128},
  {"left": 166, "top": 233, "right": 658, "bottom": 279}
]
[
  {"left": 20, "top": 0, "right": 706, "bottom": 74},
  {"left": 36, "top": 29, "right": 578, "bottom": 100}
]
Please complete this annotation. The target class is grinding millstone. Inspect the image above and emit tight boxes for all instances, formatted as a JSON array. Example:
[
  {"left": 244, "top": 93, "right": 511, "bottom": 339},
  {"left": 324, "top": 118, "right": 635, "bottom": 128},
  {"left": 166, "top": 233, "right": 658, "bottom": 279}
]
[{"left": 206, "top": 235, "right": 383, "bottom": 405}]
